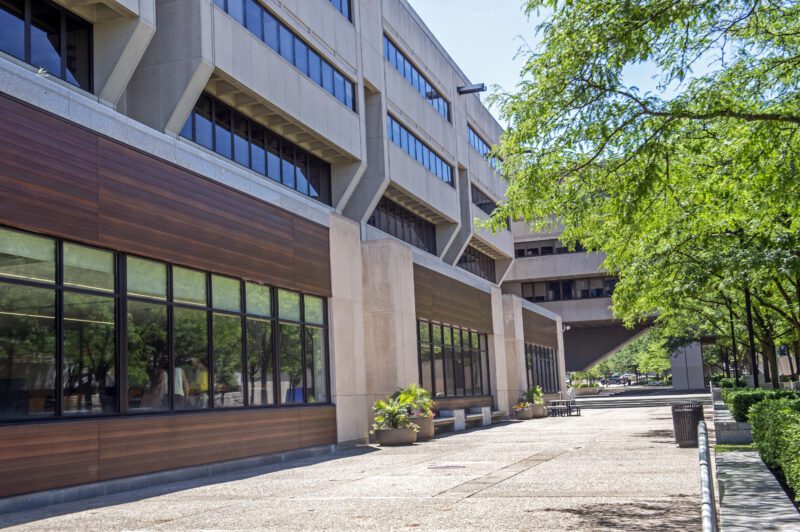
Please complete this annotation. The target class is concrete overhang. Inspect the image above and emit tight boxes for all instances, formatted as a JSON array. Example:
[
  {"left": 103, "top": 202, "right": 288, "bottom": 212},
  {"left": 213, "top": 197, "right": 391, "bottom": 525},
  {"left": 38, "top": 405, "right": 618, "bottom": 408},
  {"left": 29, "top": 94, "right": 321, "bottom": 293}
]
[{"left": 470, "top": 204, "right": 513, "bottom": 260}]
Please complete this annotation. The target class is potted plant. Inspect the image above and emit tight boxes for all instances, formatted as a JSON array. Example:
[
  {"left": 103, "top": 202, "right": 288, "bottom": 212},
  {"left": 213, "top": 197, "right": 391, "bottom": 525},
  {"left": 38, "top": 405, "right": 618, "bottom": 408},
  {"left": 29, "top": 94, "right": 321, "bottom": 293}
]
[
  {"left": 394, "top": 384, "right": 436, "bottom": 441},
  {"left": 523, "top": 386, "right": 547, "bottom": 418},
  {"left": 514, "top": 401, "right": 534, "bottom": 419},
  {"left": 371, "top": 397, "right": 419, "bottom": 446}
]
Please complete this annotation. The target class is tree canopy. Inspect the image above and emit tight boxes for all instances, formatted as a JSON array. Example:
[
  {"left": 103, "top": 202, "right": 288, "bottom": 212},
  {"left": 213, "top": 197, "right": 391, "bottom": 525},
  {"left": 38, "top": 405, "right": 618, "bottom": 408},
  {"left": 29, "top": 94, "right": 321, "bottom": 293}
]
[{"left": 492, "top": 0, "right": 800, "bottom": 384}]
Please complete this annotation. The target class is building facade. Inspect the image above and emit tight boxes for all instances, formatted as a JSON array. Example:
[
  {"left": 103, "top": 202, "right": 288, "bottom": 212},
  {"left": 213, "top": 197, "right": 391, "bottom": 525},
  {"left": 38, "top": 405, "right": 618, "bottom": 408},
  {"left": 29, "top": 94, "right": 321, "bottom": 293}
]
[{"left": 0, "top": 0, "right": 566, "bottom": 499}]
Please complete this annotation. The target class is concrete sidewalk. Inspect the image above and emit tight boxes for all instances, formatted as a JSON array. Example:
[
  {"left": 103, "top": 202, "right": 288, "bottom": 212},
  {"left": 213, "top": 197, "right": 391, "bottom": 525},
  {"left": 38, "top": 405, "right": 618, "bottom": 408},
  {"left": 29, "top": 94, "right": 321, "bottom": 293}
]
[{"left": 0, "top": 400, "right": 703, "bottom": 531}]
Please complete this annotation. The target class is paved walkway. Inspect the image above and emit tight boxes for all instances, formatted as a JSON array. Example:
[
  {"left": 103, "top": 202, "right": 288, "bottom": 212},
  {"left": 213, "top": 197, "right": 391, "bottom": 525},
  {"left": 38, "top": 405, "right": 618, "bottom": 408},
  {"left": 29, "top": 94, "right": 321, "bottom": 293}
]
[{"left": 0, "top": 397, "right": 704, "bottom": 531}]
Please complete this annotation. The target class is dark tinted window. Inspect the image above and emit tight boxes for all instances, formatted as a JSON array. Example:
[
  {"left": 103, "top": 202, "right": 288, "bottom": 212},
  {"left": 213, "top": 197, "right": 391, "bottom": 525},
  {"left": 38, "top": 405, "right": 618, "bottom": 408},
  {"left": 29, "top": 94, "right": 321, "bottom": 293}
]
[
  {"left": 368, "top": 196, "right": 437, "bottom": 254},
  {"left": 456, "top": 246, "right": 496, "bottom": 282},
  {"left": 0, "top": 0, "right": 24, "bottom": 60}
]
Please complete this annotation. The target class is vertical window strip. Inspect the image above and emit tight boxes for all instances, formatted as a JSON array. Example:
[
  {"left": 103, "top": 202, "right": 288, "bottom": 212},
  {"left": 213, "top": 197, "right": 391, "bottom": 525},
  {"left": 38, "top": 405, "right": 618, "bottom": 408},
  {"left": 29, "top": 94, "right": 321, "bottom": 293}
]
[
  {"left": 383, "top": 35, "right": 450, "bottom": 121},
  {"left": 386, "top": 115, "right": 453, "bottom": 186},
  {"left": 467, "top": 126, "right": 501, "bottom": 171},
  {"left": 215, "top": 0, "right": 355, "bottom": 110}
]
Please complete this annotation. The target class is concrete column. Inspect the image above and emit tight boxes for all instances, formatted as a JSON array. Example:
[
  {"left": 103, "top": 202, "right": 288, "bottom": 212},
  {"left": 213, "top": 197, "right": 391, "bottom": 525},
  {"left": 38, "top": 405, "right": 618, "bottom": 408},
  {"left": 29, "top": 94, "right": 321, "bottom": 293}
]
[
  {"left": 125, "top": 0, "right": 213, "bottom": 134},
  {"left": 94, "top": 0, "right": 157, "bottom": 107},
  {"left": 328, "top": 215, "right": 369, "bottom": 444},
  {"left": 555, "top": 316, "right": 568, "bottom": 393},
  {"left": 361, "top": 238, "right": 418, "bottom": 416},
  {"left": 489, "top": 286, "right": 512, "bottom": 414},
  {"left": 501, "top": 294, "right": 526, "bottom": 413}
]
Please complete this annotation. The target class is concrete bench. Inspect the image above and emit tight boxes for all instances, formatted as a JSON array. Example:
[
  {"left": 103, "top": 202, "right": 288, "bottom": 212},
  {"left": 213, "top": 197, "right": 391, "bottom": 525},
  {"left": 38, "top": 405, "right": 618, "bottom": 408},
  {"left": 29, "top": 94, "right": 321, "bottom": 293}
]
[
  {"left": 468, "top": 406, "right": 492, "bottom": 427},
  {"left": 491, "top": 410, "right": 506, "bottom": 421},
  {"left": 435, "top": 409, "right": 466, "bottom": 431}
]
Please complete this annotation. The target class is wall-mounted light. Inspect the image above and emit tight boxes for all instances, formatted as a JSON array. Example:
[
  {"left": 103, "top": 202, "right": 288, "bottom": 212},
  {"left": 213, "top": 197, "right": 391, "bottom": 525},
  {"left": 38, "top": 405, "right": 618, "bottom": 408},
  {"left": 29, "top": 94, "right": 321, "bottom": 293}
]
[
  {"left": 457, "top": 83, "right": 486, "bottom": 95},
  {"left": 562, "top": 324, "right": 572, "bottom": 333}
]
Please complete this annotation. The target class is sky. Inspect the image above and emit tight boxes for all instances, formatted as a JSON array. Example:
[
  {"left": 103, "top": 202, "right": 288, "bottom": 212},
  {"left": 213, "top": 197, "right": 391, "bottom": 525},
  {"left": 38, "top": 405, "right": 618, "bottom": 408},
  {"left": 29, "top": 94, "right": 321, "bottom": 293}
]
[{"left": 405, "top": 0, "right": 674, "bottom": 123}]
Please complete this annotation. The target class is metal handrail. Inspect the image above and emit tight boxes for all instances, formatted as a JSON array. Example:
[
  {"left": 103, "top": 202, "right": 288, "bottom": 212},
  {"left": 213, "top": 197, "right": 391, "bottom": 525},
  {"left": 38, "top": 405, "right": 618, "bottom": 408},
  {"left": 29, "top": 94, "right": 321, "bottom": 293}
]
[{"left": 698, "top": 420, "right": 718, "bottom": 532}]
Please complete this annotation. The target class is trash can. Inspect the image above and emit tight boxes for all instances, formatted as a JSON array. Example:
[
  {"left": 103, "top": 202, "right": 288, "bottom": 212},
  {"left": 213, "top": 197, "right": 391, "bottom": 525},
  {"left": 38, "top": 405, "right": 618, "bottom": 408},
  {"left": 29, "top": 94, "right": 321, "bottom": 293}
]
[{"left": 671, "top": 401, "right": 704, "bottom": 448}]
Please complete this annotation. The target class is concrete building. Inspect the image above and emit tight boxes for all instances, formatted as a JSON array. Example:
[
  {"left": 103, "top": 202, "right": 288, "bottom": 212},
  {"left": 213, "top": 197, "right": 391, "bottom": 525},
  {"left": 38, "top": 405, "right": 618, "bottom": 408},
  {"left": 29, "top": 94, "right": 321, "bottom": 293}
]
[
  {"left": 0, "top": 0, "right": 566, "bottom": 499},
  {"left": 502, "top": 223, "right": 649, "bottom": 371}
]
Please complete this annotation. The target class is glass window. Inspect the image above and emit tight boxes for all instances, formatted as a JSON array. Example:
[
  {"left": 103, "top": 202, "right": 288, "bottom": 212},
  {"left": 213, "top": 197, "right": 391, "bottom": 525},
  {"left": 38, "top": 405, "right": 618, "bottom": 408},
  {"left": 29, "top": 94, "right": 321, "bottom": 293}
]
[
  {"left": 233, "top": 113, "right": 250, "bottom": 167},
  {"left": 279, "top": 24, "right": 293, "bottom": 63},
  {"left": 250, "top": 124, "right": 266, "bottom": 175},
  {"left": 294, "top": 39, "right": 308, "bottom": 75},
  {"left": 278, "top": 323, "right": 302, "bottom": 404},
  {"left": 0, "top": 0, "right": 24, "bottom": 60},
  {"left": 333, "top": 71, "right": 345, "bottom": 104},
  {"left": 308, "top": 50, "right": 321, "bottom": 85},
  {"left": 576, "top": 278, "right": 590, "bottom": 299},
  {"left": 267, "top": 135, "right": 281, "bottom": 182},
  {"left": 345, "top": 81, "right": 354, "bottom": 110},
  {"left": 227, "top": 0, "right": 244, "bottom": 24},
  {"left": 65, "top": 13, "right": 91, "bottom": 89},
  {"left": 30, "top": 2, "right": 61, "bottom": 79},
  {"left": 281, "top": 146, "right": 295, "bottom": 189},
  {"left": 245, "top": 282, "right": 271, "bottom": 317},
  {"left": 305, "top": 326, "right": 326, "bottom": 402},
  {"left": 304, "top": 295, "right": 324, "bottom": 325},
  {"left": 64, "top": 243, "right": 114, "bottom": 292},
  {"left": 263, "top": 11, "right": 279, "bottom": 51},
  {"left": 127, "top": 300, "right": 168, "bottom": 412},
  {"left": 194, "top": 95, "right": 213, "bottom": 150},
  {"left": 214, "top": 104, "right": 232, "bottom": 159},
  {"left": 244, "top": 0, "right": 262, "bottom": 39},
  {"left": 246, "top": 318, "right": 273, "bottom": 405},
  {"left": 604, "top": 277, "right": 617, "bottom": 297},
  {"left": 419, "top": 341, "right": 432, "bottom": 393},
  {"left": 62, "top": 293, "right": 116, "bottom": 415},
  {"left": 295, "top": 151, "right": 308, "bottom": 196},
  {"left": 173, "top": 267, "right": 206, "bottom": 306},
  {"left": 278, "top": 289, "right": 301, "bottom": 321},
  {"left": 213, "top": 313, "right": 243, "bottom": 408},
  {"left": 212, "top": 275, "right": 241, "bottom": 312},
  {"left": 173, "top": 307, "right": 209, "bottom": 410},
  {"left": 591, "top": 277, "right": 605, "bottom": 298},
  {"left": 321, "top": 61, "right": 333, "bottom": 93},
  {"left": 127, "top": 257, "right": 167, "bottom": 299},
  {"left": 0, "top": 227, "right": 55, "bottom": 282},
  {"left": 0, "top": 283, "right": 56, "bottom": 419}
]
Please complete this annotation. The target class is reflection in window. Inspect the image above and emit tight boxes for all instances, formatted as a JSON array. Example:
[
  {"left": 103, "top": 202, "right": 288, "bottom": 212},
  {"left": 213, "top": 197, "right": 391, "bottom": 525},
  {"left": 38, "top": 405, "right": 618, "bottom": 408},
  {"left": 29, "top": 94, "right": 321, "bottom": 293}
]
[
  {"left": 0, "top": 283, "right": 56, "bottom": 419},
  {"left": 64, "top": 243, "right": 114, "bottom": 292},
  {"left": 213, "top": 313, "right": 243, "bottom": 408},
  {"left": 417, "top": 319, "right": 489, "bottom": 399},
  {"left": 0, "top": 0, "right": 92, "bottom": 90},
  {"left": 246, "top": 318, "right": 273, "bottom": 405},
  {"left": 0, "top": 227, "right": 55, "bottom": 282},
  {"left": 127, "top": 257, "right": 167, "bottom": 300},
  {"left": 278, "top": 323, "right": 302, "bottom": 404},
  {"left": 383, "top": 35, "right": 449, "bottom": 121},
  {"left": 305, "top": 326, "right": 326, "bottom": 403},
  {"left": 174, "top": 307, "right": 209, "bottom": 410},
  {"left": 367, "top": 196, "right": 437, "bottom": 254},
  {"left": 456, "top": 246, "right": 496, "bottom": 282},
  {"left": 525, "top": 343, "right": 559, "bottom": 393},
  {"left": 386, "top": 115, "right": 453, "bottom": 185},
  {"left": 467, "top": 126, "right": 501, "bottom": 171},
  {"left": 127, "top": 300, "right": 168, "bottom": 412},
  {"left": 62, "top": 293, "right": 116, "bottom": 415}
]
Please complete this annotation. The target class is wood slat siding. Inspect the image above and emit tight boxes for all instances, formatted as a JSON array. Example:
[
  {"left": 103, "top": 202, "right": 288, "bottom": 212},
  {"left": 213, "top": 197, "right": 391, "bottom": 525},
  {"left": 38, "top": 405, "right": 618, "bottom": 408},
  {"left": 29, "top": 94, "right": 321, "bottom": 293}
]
[
  {"left": 0, "top": 406, "right": 336, "bottom": 497},
  {"left": 0, "top": 93, "right": 331, "bottom": 296},
  {"left": 522, "top": 308, "right": 558, "bottom": 347},
  {"left": 413, "top": 265, "right": 493, "bottom": 332}
]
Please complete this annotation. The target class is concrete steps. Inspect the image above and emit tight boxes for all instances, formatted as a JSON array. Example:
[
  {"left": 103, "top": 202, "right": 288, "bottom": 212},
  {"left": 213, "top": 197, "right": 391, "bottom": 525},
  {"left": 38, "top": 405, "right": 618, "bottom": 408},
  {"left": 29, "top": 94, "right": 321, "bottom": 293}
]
[{"left": 576, "top": 396, "right": 712, "bottom": 409}]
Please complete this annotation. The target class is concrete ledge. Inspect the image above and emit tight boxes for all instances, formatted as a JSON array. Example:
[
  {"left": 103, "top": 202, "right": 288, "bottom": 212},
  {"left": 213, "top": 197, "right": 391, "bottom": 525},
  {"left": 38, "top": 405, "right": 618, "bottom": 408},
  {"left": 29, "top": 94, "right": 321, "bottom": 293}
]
[
  {"left": 713, "top": 398, "right": 753, "bottom": 444},
  {"left": 717, "top": 451, "right": 800, "bottom": 531},
  {"left": 0, "top": 443, "right": 343, "bottom": 515}
]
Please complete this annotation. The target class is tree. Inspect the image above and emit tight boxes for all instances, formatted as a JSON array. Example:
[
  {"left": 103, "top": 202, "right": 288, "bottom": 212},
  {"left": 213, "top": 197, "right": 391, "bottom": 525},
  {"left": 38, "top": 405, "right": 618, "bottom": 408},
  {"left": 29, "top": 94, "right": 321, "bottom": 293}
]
[{"left": 490, "top": 0, "right": 800, "bottom": 381}]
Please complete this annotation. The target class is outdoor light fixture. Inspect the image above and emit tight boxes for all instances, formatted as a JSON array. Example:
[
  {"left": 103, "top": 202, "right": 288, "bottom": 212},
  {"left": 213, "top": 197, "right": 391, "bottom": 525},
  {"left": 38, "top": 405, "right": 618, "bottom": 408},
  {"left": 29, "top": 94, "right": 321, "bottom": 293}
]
[
  {"left": 562, "top": 324, "right": 572, "bottom": 333},
  {"left": 457, "top": 83, "right": 486, "bottom": 95}
]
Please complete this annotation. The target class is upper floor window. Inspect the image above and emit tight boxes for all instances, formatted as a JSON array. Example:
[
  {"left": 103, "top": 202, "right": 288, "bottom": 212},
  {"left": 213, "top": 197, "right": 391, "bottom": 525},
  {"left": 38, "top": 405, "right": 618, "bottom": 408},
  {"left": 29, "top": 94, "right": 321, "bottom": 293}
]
[
  {"left": 471, "top": 184, "right": 497, "bottom": 216},
  {"left": 328, "top": 0, "right": 351, "bottom": 21},
  {"left": 514, "top": 239, "right": 586, "bottom": 258},
  {"left": 180, "top": 93, "right": 332, "bottom": 205},
  {"left": 457, "top": 246, "right": 496, "bottom": 282},
  {"left": 468, "top": 126, "right": 501, "bottom": 171},
  {"left": 522, "top": 277, "right": 617, "bottom": 303},
  {"left": 387, "top": 114, "right": 453, "bottom": 186},
  {"left": 0, "top": 0, "right": 92, "bottom": 91},
  {"left": 383, "top": 35, "right": 450, "bottom": 121},
  {"left": 368, "top": 196, "right": 437, "bottom": 255},
  {"left": 214, "top": 0, "right": 355, "bottom": 111}
]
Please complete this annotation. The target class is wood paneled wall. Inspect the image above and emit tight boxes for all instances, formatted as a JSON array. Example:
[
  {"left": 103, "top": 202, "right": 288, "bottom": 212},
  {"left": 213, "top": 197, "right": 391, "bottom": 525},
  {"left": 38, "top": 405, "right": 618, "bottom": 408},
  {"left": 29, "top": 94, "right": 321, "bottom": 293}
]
[
  {"left": 0, "top": 94, "right": 331, "bottom": 296},
  {"left": 0, "top": 406, "right": 336, "bottom": 498},
  {"left": 522, "top": 308, "right": 558, "bottom": 348},
  {"left": 413, "top": 265, "right": 493, "bottom": 332}
]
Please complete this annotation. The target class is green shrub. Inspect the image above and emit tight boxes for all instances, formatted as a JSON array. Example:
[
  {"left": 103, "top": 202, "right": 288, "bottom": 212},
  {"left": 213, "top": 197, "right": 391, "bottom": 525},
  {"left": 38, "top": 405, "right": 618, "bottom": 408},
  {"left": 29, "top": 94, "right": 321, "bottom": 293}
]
[
  {"left": 722, "top": 388, "right": 799, "bottom": 422},
  {"left": 521, "top": 386, "right": 544, "bottom": 405},
  {"left": 718, "top": 377, "right": 746, "bottom": 389},
  {"left": 749, "top": 398, "right": 800, "bottom": 501}
]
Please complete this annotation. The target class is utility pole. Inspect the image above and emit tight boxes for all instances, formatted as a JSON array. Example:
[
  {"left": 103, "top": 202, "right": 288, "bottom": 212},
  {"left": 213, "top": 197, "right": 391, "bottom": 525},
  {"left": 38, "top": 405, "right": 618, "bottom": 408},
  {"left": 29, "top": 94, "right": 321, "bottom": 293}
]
[
  {"left": 744, "top": 287, "right": 759, "bottom": 388},
  {"left": 728, "top": 305, "right": 740, "bottom": 381}
]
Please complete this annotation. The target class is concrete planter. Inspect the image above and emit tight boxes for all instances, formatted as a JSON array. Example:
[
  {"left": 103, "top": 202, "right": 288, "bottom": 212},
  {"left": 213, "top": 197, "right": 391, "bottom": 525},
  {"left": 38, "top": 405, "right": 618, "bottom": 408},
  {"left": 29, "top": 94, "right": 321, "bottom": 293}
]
[
  {"left": 374, "top": 428, "right": 417, "bottom": 446},
  {"left": 574, "top": 387, "right": 600, "bottom": 396},
  {"left": 531, "top": 404, "right": 547, "bottom": 418},
  {"left": 515, "top": 406, "right": 534, "bottom": 420},
  {"left": 410, "top": 416, "right": 434, "bottom": 441}
]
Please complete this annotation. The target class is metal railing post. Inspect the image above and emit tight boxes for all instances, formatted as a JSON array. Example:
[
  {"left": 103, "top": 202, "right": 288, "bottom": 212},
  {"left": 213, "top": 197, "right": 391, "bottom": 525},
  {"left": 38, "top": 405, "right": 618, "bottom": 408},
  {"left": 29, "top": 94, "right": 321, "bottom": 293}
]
[{"left": 698, "top": 420, "right": 718, "bottom": 532}]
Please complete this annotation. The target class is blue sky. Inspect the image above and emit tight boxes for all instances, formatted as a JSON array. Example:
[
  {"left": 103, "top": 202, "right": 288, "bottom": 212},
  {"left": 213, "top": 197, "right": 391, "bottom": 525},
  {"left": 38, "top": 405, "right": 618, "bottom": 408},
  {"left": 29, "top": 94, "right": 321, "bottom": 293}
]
[{"left": 406, "top": 0, "right": 672, "bottom": 123}]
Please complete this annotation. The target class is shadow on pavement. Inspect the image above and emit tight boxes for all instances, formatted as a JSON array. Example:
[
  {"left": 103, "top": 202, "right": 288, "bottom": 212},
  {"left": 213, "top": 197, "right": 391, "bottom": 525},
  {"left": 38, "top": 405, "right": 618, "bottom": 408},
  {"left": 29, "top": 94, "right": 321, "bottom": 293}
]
[
  {"left": 543, "top": 494, "right": 701, "bottom": 531},
  {"left": 0, "top": 446, "right": 379, "bottom": 528}
]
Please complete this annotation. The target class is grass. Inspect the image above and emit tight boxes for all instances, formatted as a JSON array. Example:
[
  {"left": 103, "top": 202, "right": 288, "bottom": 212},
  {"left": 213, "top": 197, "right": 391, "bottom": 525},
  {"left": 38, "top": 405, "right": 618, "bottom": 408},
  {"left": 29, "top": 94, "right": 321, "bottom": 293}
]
[{"left": 715, "top": 443, "right": 756, "bottom": 453}]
